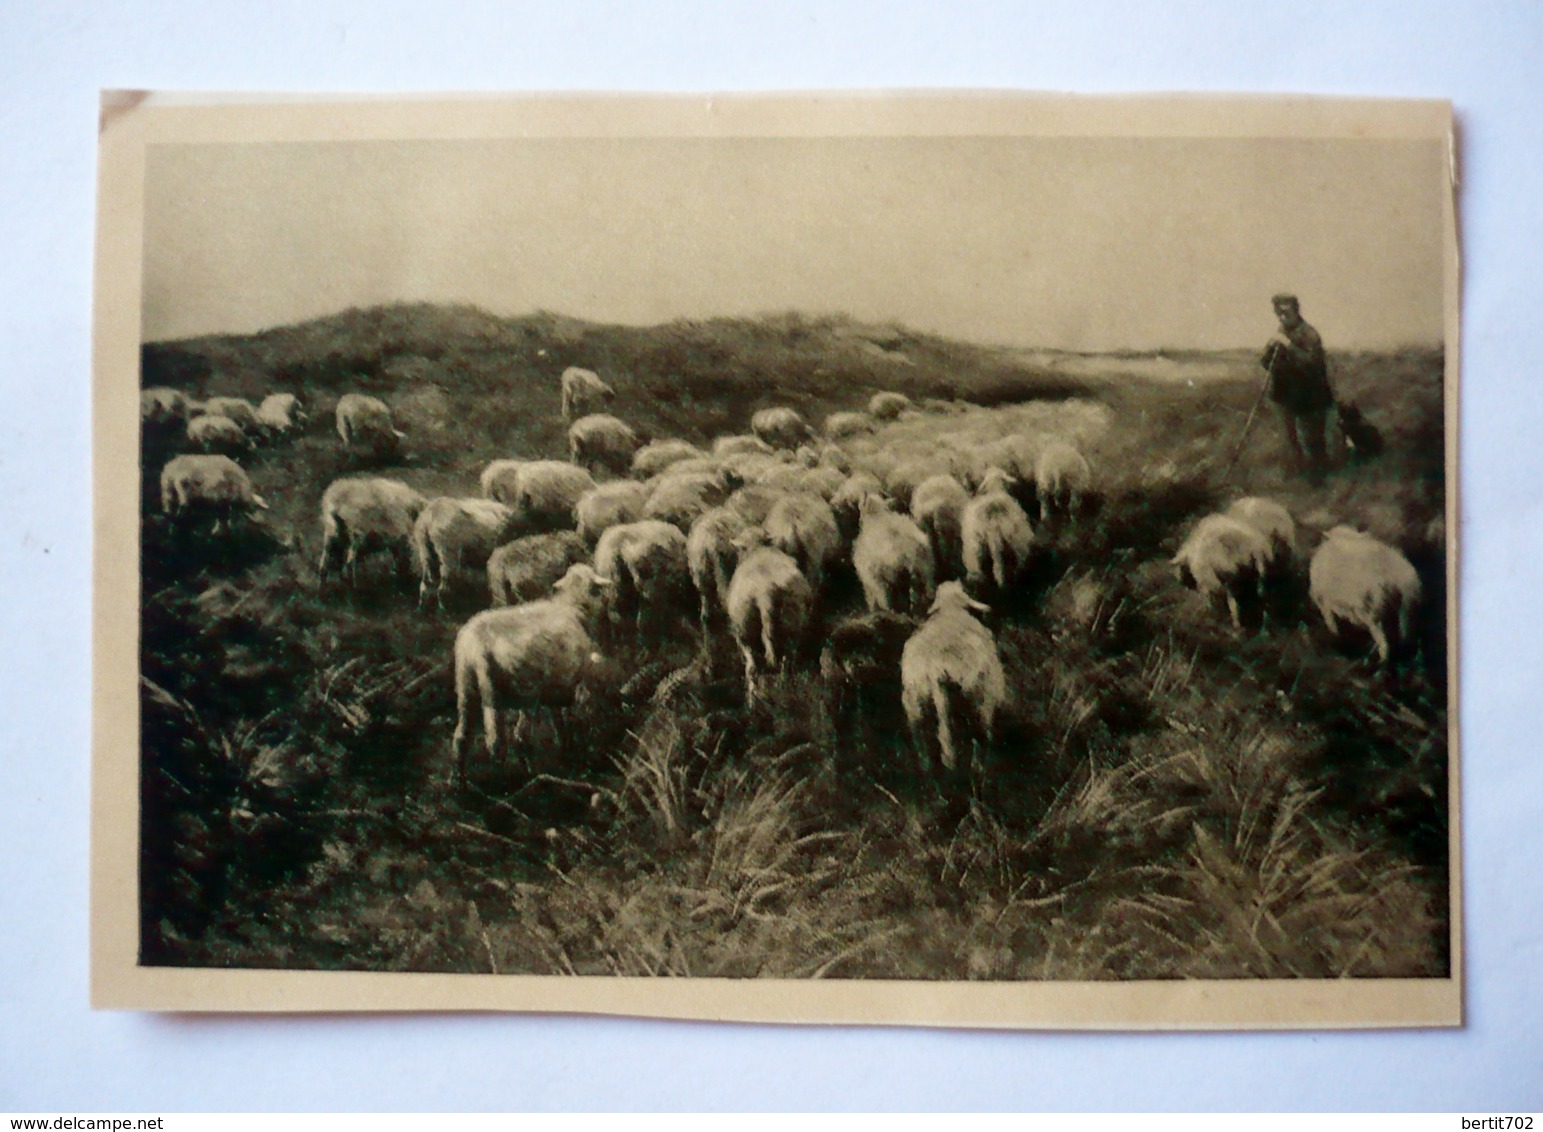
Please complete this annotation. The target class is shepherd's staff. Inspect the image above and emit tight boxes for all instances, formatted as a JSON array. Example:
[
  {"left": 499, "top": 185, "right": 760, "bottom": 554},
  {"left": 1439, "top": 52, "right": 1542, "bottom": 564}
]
[{"left": 1222, "top": 346, "right": 1279, "bottom": 480}]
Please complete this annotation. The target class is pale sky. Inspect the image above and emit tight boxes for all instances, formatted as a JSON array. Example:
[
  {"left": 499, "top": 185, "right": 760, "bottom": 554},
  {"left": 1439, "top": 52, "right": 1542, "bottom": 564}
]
[{"left": 141, "top": 135, "right": 1447, "bottom": 352}]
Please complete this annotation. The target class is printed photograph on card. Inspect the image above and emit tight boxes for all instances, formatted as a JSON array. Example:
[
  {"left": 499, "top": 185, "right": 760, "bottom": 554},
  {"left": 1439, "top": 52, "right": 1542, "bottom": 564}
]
[{"left": 92, "top": 92, "right": 1460, "bottom": 1026}]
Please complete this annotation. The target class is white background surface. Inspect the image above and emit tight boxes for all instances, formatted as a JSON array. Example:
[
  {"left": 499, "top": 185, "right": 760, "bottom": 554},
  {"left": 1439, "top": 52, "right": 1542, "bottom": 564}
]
[{"left": 2, "top": 0, "right": 1540, "bottom": 1112}]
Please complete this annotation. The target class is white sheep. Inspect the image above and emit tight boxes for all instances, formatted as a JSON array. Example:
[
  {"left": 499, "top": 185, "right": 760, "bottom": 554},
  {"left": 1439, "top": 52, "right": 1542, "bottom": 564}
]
[
  {"left": 901, "top": 582, "right": 1007, "bottom": 773},
  {"left": 199, "top": 396, "right": 260, "bottom": 431},
  {"left": 1225, "top": 496, "right": 1296, "bottom": 575},
  {"left": 451, "top": 563, "right": 613, "bottom": 781},
  {"left": 255, "top": 393, "right": 305, "bottom": 438},
  {"left": 575, "top": 480, "right": 651, "bottom": 546},
  {"left": 560, "top": 366, "right": 616, "bottom": 422},
  {"left": 317, "top": 476, "right": 429, "bottom": 588},
  {"left": 648, "top": 456, "right": 726, "bottom": 486},
  {"left": 750, "top": 408, "right": 814, "bottom": 451},
  {"left": 794, "top": 465, "right": 846, "bottom": 502},
  {"left": 720, "top": 451, "right": 788, "bottom": 489},
  {"left": 1171, "top": 513, "right": 1272, "bottom": 631},
  {"left": 910, "top": 473, "right": 971, "bottom": 580},
  {"left": 158, "top": 454, "right": 268, "bottom": 532},
  {"left": 765, "top": 492, "right": 842, "bottom": 593},
  {"left": 824, "top": 411, "right": 876, "bottom": 440},
  {"left": 725, "top": 484, "right": 788, "bottom": 526},
  {"left": 961, "top": 468, "right": 1035, "bottom": 593},
  {"left": 479, "top": 459, "right": 528, "bottom": 505},
  {"left": 1033, "top": 440, "right": 1091, "bottom": 524},
  {"left": 487, "top": 531, "right": 589, "bottom": 607},
  {"left": 853, "top": 493, "right": 936, "bottom": 615},
  {"left": 632, "top": 439, "right": 706, "bottom": 479},
  {"left": 1309, "top": 526, "right": 1422, "bottom": 665},
  {"left": 186, "top": 413, "right": 249, "bottom": 454},
  {"left": 726, "top": 527, "right": 814, "bottom": 706},
  {"left": 593, "top": 519, "right": 691, "bottom": 637},
  {"left": 868, "top": 391, "right": 913, "bottom": 421},
  {"left": 411, "top": 497, "right": 518, "bottom": 608},
  {"left": 883, "top": 457, "right": 953, "bottom": 512},
  {"left": 335, "top": 393, "right": 406, "bottom": 456},
  {"left": 141, "top": 387, "right": 191, "bottom": 429},
  {"left": 512, "top": 461, "right": 596, "bottom": 531},
  {"left": 816, "top": 444, "right": 852, "bottom": 474},
  {"left": 568, "top": 413, "right": 641, "bottom": 475},
  {"left": 687, "top": 505, "right": 750, "bottom": 628}
]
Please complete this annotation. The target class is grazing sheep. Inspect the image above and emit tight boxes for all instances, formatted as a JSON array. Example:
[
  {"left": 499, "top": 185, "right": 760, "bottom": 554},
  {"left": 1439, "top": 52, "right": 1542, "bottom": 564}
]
[
  {"left": 411, "top": 497, "right": 518, "bottom": 608},
  {"left": 820, "top": 610, "right": 914, "bottom": 730},
  {"left": 720, "top": 451, "right": 787, "bottom": 488},
  {"left": 883, "top": 457, "right": 952, "bottom": 512},
  {"left": 451, "top": 563, "right": 613, "bottom": 781},
  {"left": 687, "top": 505, "right": 750, "bottom": 628},
  {"left": 1033, "top": 440, "right": 1092, "bottom": 523},
  {"left": 479, "top": 459, "right": 528, "bottom": 504},
  {"left": 512, "top": 461, "right": 596, "bottom": 532},
  {"left": 961, "top": 469, "right": 1035, "bottom": 594},
  {"left": 318, "top": 477, "right": 428, "bottom": 588},
  {"left": 824, "top": 411, "right": 875, "bottom": 440},
  {"left": 1309, "top": 526, "right": 1422, "bottom": 665},
  {"left": 568, "top": 413, "right": 641, "bottom": 475},
  {"left": 750, "top": 407, "right": 814, "bottom": 450},
  {"left": 901, "top": 582, "right": 1007, "bottom": 773},
  {"left": 158, "top": 454, "right": 267, "bottom": 532},
  {"left": 910, "top": 474, "right": 971, "bottom": 580},
  {"left": 1171, "top": 513, "right": 1272, "bottom": 631},
  {"left": 141, "top": 387, "right": 191, "bottom": 429},
  {"left": 868, "top": 391, "right": 913, "bottom": 421},
  {"left": 644, "top": 471, "right": 729, "bottom": 532},
  {"left": 487, "top": 531, "right": 588, "bottom": 607},
  {"left": 726, "top": 527, "right": 815, "bottom": 706},
  {"left": 254, "top": 393, "right": 304, "bottom": 438},
  {"left": 593, "top": 519, "right": 691, "bottom": 637},
  {"left": 829, "top": 471, "right": 884, "bottom": 540},
  {"left": 560, "top": 366, "right": 615, "bottom": 422},
  {"left": 765, "top": 492, "right": 842, "bottom": 593},
  {"left": 336, "top": 393, "right": 405, "bottom": 456},
  {"left": 1225, "top": 496, "right": 1296, "bottom": 575},
  {"left": 755, "top": 462, "right": 812, "bottom": 494},
  {"left": 632, "top": 439, "right": 706, "bottom": 480},
  {"left": 575, "top": 480, "right": 650, "bottom": 546},
  {"left": 200, "top": 396, "right": 259, "bottom": 431},
  {"left": 649, "top": 456, "right": 725, "bottom": 487},
  {"left": 713, "top": 434, "right": 775, "bottom": 459},
  {"left": 854, "top": 493, "right": 936, "bottom": 615},
  {"left": 187, "top": 413, "right": 249, "bottom": 454}
]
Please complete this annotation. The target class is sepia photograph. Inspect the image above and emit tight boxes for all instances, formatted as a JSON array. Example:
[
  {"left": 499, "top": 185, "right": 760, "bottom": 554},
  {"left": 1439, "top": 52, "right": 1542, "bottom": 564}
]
[{"left": 93, "top": 93, "right": 1459, "bottom": 1025}]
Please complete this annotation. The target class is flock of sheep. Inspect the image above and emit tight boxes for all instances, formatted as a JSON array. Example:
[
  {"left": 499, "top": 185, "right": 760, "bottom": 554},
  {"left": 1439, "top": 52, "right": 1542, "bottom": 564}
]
[{"left": 143, "top": 362, "right": 1428, "bottom": 788}]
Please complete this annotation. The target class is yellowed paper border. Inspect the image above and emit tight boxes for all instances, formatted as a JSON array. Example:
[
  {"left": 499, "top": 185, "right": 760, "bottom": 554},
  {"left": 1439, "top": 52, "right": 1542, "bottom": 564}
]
[{"left": 93, "top": 91, "right": 1461, "bottom": 1027}]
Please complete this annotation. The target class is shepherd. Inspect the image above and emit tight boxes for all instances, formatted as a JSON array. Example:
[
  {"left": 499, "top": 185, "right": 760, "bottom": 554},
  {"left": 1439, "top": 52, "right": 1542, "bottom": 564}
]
[{"left": 1260, "top": 293, "right": 1335, "bottom": 480}]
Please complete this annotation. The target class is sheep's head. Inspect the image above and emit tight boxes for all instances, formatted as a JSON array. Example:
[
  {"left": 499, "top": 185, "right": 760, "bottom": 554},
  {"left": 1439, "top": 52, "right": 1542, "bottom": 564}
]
[
  {"left": 977, "top": 468, "right": 1015, "bottom": 496},
  {"left": 553, "top": 563, "right": 613, "bottom": 620},
  {"left": 931, "top": 581, "right": 990, "bottom": 617},
  {"left": 856, "top": 491, "right": 893, "bottom": 518}
]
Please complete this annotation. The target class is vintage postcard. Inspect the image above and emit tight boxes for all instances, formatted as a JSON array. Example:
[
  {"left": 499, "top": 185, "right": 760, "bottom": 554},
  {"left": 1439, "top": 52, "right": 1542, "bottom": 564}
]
[{"left": 92, "top": 92, "right": 1460, "bottom": 1027}]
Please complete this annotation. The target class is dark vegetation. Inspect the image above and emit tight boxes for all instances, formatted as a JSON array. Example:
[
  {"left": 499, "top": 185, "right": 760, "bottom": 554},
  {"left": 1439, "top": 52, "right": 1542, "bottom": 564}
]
[{"left": 139, "top": 304, "right": 1449, "bottom": 978}]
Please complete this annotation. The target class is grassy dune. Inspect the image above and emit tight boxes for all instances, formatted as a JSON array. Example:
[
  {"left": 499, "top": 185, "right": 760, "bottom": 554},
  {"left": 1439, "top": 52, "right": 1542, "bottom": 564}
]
[{"left": 138, "top": 304, "right": 1448, "bottom": 979}]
